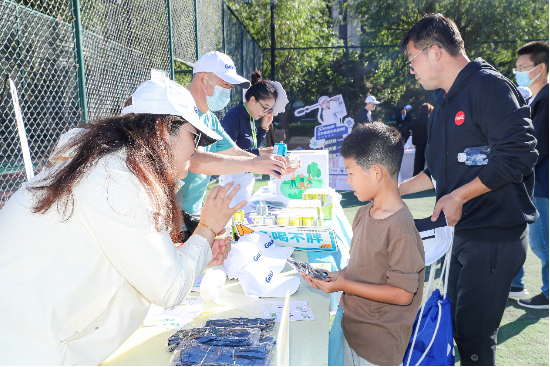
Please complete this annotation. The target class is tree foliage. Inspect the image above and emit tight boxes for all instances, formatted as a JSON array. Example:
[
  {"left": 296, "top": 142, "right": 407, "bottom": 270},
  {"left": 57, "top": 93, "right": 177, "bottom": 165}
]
[
  {"left": 350, "top": 0, "right": 549, "bottom": 116},
  {"left": 228, "top": 0, "right": 548, "bottom": 128},
  {"left": 226, "top": 0, "right": 340, "bottom": 130},
  {"left": 307, "top": 162, "right": 322, "bottom": 178}
]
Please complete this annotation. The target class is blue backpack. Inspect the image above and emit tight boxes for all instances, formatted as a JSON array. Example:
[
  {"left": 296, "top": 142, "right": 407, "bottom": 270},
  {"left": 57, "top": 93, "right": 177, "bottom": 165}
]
[{"left": 404, "top": 229, "right": 455, "bottom": 366}]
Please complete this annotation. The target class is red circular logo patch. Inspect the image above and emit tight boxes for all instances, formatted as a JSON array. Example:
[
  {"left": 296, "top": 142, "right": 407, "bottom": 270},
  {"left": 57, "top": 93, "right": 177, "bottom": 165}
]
[{"left": 455, "top": 111, "right": 465, "bottom": 125}]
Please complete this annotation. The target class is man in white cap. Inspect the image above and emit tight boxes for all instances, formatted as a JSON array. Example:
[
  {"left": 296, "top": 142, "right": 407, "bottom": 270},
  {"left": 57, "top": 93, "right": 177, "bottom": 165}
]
[
  {"left": 357, "top": 95, "right": 380, "bottom": 125},
  {"left": 182, "top": 51, "right": 289, "bottom": 223},
  {"left": 395, "top": 104, "right": 413, "bottom": 138}
]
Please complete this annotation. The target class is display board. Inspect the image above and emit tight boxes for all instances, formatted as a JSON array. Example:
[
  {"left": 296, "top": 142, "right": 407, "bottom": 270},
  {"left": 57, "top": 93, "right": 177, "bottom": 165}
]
[
  {"left": 294, "top": 94, "right": 353, "bottom": 190},
  {"left": 269, "top": 150, "right": 329, "bottom": 203}
]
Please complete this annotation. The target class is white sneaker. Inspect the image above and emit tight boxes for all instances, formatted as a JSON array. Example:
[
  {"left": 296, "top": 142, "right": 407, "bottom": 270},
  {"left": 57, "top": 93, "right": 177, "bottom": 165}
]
[{"left": 509, "top": 287, "right": 529, "bottom": 298}]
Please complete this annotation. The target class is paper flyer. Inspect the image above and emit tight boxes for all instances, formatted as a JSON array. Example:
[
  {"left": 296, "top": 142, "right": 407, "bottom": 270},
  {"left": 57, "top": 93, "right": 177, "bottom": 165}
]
[
  {"left": 142, "top": 295, "right": 205, "bottom": 329},
  {"left": 265, "top": 301, "right": 315, "bottom": 321}
]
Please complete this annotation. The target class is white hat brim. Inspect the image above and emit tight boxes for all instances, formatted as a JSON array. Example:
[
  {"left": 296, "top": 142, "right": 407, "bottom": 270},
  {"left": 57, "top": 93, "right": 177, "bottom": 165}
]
[{"left": 214, "top": 71, "right": 251, "bottom": 88}]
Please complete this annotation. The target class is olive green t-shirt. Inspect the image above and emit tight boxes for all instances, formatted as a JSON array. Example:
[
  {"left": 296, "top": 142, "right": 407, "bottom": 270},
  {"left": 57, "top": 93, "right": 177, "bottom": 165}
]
[{"left": 340, "top": 202, "right": 425, "bottom": 366}]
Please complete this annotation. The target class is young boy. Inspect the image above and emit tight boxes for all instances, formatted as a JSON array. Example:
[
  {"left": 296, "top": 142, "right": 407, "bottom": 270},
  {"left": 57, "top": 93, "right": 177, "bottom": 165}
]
[{"left": 303, "top": 122, "right": 425, "bottom": 366}]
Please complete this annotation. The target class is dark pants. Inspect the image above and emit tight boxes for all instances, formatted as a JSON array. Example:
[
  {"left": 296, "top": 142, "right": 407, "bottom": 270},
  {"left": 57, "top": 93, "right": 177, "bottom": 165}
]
[
  {"left": 448, "top": 235, "right": 528, "bottom": 365},
  {"left": 413, "top": 144, "right": 426, "bottom": 176}
]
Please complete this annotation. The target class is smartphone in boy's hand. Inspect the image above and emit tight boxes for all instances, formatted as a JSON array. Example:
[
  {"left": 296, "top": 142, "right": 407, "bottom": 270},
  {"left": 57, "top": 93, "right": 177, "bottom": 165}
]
[{"left": 287, "top": 257, "right": 330, "bottom": 281}]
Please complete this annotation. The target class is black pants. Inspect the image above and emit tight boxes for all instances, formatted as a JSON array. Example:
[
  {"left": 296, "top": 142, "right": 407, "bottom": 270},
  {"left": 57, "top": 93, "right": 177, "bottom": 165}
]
[
  {"left": 448, "top": 235, "right": 528, "bottom": 365},
  {"left": 413, "top": 144, "right": 426, "bottom": 176}
]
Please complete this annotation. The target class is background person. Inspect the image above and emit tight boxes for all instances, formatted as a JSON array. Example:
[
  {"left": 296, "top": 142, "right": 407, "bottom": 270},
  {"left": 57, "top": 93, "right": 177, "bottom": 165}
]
[
  {"left": 398, "top": 14, "right": 537, "bottom": 365},
  {"left": 181, "top": 51, "right": 291, "bottom": 230},
  {"left": 510, "top": 41, "right": 549, "bottom": 309},
  {"left": 219, "top": 70, "right": 289, "bottom": 205},
  {"left": 221, "top": 70, "right": 288, "bottom": 156},
  {"left": 395, "top": 105, "right": 413, "bottom": 138},
  {"left": 0, "top": 79, "right": 244, "bottom": 365},
  {"left": 357, "top": 95, "right": 380, "bottom": 124},
  {"left": 408, "top": 102, "right": 433, "bottom": 176}
]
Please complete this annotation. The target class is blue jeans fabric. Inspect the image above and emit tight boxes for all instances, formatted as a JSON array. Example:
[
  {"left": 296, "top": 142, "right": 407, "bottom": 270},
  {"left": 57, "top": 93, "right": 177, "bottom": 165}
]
[{"left": 511, "top": 197, "right": 549, "bottom": 298}]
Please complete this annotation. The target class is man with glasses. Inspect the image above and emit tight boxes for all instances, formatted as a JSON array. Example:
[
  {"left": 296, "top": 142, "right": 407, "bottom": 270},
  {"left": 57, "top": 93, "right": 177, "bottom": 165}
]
[
  {"left": 181, "top": 51, "right": 289, "bottom": 227},
  {"left": 510, "top": 41, "right": 549, "bottom": 309},
  {"left": 398, "top": 14, "right": 538, "bottom": 365}
]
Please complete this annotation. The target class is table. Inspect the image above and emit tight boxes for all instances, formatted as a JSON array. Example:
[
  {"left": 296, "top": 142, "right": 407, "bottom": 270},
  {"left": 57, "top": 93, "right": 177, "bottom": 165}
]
[
  {"left": 244, "top": 185, "right": 353, "bottom": 313},
  {"left": 102, "top": 251, "right": 330, "bottom": 366}
]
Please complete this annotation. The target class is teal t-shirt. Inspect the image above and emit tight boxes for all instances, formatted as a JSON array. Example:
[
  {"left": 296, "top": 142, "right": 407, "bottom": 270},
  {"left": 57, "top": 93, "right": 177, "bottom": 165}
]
[{"left": 178, "top": 110, "right": 236, "bottom": 214}]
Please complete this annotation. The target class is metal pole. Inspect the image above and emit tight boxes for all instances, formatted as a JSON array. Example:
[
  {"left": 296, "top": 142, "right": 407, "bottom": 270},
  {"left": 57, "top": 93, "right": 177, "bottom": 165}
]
[
  {"left": 241, "top": 23, "right": 244, "bottom": 77},
  {"left": 222, "top": 1, "right": 226, "bottom": 54},
  {"left": 70, "top": 0, "right": 88, "bottom": 123},
  {"left": 194, "top": 0, "right": 199, "bottom": 59},
  {"left": 166, "top": 0, "right": 175, "bottom": 80},
  {"left": 344, "top": 0, "right": 349, "bottom": 104},
  {"left": 270, "top": 0, "right": 275, "bottom": 80}
]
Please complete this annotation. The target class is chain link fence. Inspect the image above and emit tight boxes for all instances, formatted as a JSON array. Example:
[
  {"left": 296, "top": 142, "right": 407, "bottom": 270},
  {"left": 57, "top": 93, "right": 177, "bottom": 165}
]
[{"left": 0, "top": 0, "right": 262, "bottom": 208}]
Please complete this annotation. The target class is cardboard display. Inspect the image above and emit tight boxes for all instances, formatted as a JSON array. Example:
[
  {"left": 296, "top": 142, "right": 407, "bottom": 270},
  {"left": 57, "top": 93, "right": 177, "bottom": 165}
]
[
  {"left": 269, "top": 150, "right": 329, "bottom": 203},
  {"left": 294, "top": 94, "right": 353, "bottom": 191}
]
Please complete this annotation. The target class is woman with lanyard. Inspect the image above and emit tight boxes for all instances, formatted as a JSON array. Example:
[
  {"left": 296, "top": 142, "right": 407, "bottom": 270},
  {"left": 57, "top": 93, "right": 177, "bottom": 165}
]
[
  {"left": 0, "top": 79, "right": 245, "bottom": 365},
  {"left": 220, "top": 71, "right": 288, "bottom": 205}
]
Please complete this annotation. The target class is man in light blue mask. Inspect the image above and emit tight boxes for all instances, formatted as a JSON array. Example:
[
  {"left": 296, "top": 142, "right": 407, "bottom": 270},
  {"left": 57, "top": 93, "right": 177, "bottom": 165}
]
[
  {"left": 181, "top": 51, "right": 290, "bottom": 223},
  {"left": 510, "top": 41, "right": 549, "bottom": 310}
]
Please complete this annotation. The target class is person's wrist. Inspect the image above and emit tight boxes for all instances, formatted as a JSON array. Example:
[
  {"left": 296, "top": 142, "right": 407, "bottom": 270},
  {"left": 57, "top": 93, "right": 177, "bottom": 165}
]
[
  {"left": 450, "top": 190, "right": 466, "bottom": 205},
  {"left": 198, "top": 222, "right": 217, "bottom": 241}
]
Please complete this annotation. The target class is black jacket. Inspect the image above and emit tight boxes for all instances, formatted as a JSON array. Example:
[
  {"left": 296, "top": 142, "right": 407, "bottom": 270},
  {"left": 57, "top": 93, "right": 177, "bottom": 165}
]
[
  {"left": 395, "top": 112, "right": 413, "bottom": 137},
  {"left": 409, "top": 115, "right": 428, "bottom": 146},
  {"left": 530, "top": 84, "right": 549, "bottom": 198},
  {"left": 425, "top": 58, "right": 538, "bottom": 242},
  {"left": 358, "top": 108, "right": 374, "bottom": 124}
]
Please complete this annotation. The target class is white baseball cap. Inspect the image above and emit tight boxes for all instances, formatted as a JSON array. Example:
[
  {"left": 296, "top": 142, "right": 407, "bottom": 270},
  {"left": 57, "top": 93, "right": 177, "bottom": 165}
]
[
  {"left": 223, "top": 232, "right": 294, "bottom": 279},
  {"left": 405, "top": 104, "right": 412, "bottom": 110},
  {"left": 121, "top": 78, "right": 222, "bottom": 145},
  {"left": 193, "top": 51, "right": 251, "bottom": 88},
  {"left": 237, "top": 262, "right": 300, "bottom": 298},
  {"left": 364, "top": 95, "right": 380, "bottom": 104},
  {"left": 269, "top": 81, "right": 288, "bottom": 116}
]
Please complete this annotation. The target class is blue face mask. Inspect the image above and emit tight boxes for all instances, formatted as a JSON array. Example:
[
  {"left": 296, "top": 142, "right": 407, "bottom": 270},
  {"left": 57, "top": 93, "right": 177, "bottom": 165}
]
[
  {"left": 203, "top": 76, "right": 231, "bottom": 111},
  {"left": 515, "top": 65, "right": 542, "bottom": 87}
]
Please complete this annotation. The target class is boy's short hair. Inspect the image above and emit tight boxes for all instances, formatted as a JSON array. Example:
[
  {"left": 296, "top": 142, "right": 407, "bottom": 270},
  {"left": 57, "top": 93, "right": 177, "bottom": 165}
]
[
  {"left": 340, "top": 122, "right": 403, "bottom": 179},
  {"left": 517, "top": 41, "right": 549, "bottom": 76},
  {"left": 399, "top": 13, "right": 465, "bottom": 57}
]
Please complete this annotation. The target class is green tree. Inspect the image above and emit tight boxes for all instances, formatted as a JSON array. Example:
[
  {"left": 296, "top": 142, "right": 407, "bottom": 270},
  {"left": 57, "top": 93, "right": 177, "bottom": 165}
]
[
  {"left": 351, "top": 0, "right": 549, "bottom": 110},
  {"left": 226, "top": 0, "right": 339, "bottom": 132},
  {"left": 307, "top": 162, "right": 322, "bottom": 178}
]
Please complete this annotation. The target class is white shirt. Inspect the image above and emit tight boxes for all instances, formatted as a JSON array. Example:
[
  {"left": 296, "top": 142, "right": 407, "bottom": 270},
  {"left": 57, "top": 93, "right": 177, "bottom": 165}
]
[{"left": 0, "top": 142, "right": 212, "bottom": 365}]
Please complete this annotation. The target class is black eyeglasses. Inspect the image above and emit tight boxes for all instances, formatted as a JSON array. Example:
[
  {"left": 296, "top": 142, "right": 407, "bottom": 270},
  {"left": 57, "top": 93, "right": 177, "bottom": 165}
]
[
  {"left": 406, "top": 44, "right": 436, "bottom": 71},
  {"left": 258, "top": 100, "right": 273, "bottom": 114},
  {"left": 181, "top": 126, "right": 202, "bottom": 150}
]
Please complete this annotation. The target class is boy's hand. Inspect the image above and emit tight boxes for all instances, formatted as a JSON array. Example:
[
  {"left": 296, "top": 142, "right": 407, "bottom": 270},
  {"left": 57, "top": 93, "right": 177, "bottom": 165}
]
[{"left": 301, "top": 271, "right": 343, "bottom": 293}]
